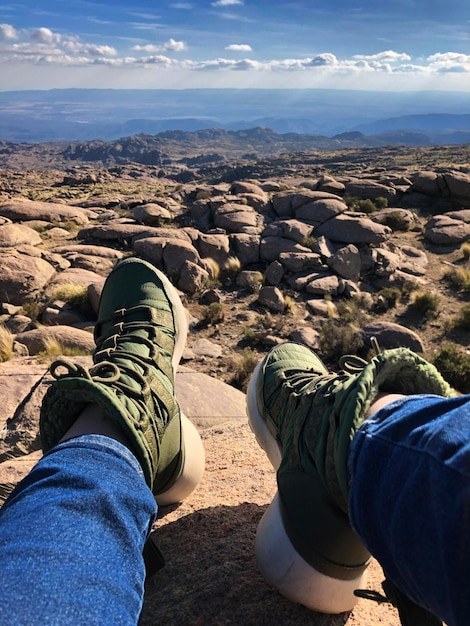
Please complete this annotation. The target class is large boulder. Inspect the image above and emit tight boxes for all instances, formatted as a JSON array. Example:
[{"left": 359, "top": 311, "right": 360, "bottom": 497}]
[
  {"left": 0, "top": 252, "right": 56, "bottom": 305},
  {"left": 0, "top": 223, "right": 42, "bottom": 248},
  {"left": 15, "top": 326, "right": 95, "bottom": 355},
  {"left": 213, "top": 203, "right": 259, "bottom": 233},
  {"left": 295, "top": 198, "right": 346, "bottom": 224},
  {"left": 424, "top": 215, "right": 470, "bottom": 245},
  {"left": 0, "top": 199, "right": 92, "bottom": 225},
  {"left": 361, "top": 322, "right": 425, "bottom": 352},
  {"left": 315, "top": 214, "right": 391, "bottom": 244},
  {"left": 260, "top": 237, "right": 310, "bottom": 262},
  {"left": 230, "top": 234, "right": 260, "bottom": 266},
  {"left": 443, "top": 171, "right": 470, "bottom": 203}
]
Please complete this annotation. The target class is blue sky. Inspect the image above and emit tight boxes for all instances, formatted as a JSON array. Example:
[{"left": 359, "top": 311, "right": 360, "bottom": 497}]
[{"left": 1, "top": 0, "right": 470, "bottom": 91}]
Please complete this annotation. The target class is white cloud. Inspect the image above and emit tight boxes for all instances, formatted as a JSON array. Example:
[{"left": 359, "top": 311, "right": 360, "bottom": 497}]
[
  {"left": 0, "top": 23, "right": 18, "bottom": 41},
  {"left": 0, "top": 26, "right": 469, "bottom": 92},
  {"left": 305, "top": 53, "right": 337, "bottom": 67},
  {"left": 31, "top": 27, "right": 62, "bottom": 45},
  {"left": 225, "top": 44, "right": 252, "bottom": 51},
  {"left": 165, "top": 38, "right": 186, "bottom": 51},
  {"left": 212, "top": 0, "right": 243, "bottom": 6},
  {"left": 133, "top": 39, "right": 186, "bottom": 53},
  {"left": 426, "top": 52, "right": 470, "bottom": 73},
  {"left": 352, "top": 50, "right": 411, "bottom": 63},
  {"left": 63, "top": 40, "right": 117, "bottom": 56}
]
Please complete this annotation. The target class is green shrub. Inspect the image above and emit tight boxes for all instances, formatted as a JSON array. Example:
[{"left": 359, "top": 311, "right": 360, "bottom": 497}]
[
  {"left": 433, "top": 343, "right": 470, "bottom": 393},
  {"left": 335, "top": 299, "right": 368, "bottom": 325},
  {"left": 301, "top": 235, "right": 317, "bottom": 251},
  {"left": 411, "top": 291, "right": 441, "bottom": 318},
  {"left": 318, "top": 319, "right": 363, "bottom": 363},
  {"left": 244, "top": 327, "right": 256, "bottom": 342},
  {"left": 400, "top": 281, "right": 422, "bottom": 303},
  {"left": 456, "top": 304, "right": 470, "bottom": 330},
  {"left": 377, "top": 287, "right": 401, "bottom": 308},
  {"left": 375, "top": 196, "right": 388, "bottom": 209},
  {"left": 201, "top": 302, "right": 225, "bottom": 326},
  {"left": 381, "top": 210, "right": 410, "bottom": 231},
  {"left": 20, "top": 302, "right": 41, "bottom": 321},
  {"left": 354, "top": 199, "right": 376, "bottom": 214}
]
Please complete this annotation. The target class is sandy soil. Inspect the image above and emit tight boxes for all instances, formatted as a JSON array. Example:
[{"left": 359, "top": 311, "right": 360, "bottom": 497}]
[{"left": 140, "top": 420, "right": 401, "bottom": 626}]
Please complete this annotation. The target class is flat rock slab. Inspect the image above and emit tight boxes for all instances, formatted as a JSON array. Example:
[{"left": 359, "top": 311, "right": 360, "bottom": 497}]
[
  {"left": 0, "top": 359, "right": 247, "bottom": 496},
  {"left": 176, "top": 366, "right": 247, "bottom": 430},
  {"left": 0, "top": 358, "right": 48, "bottom": 424},
  {"left": 0, "top": 359, "right": 246, "bottom": 433}
]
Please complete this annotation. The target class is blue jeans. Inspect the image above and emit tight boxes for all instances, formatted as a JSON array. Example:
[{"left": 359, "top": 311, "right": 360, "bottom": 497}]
[
  {"left": 0, "top": 435, "right": 157, "bottom": 625},
  {"left": 349, "top": 393, "right": 470, "bottom": 626}
]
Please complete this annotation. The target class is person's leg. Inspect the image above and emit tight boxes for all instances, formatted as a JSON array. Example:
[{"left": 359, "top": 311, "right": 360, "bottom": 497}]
[
  {"left": 0, "top": 258, "right": 205, "bottom": 624},
  {"left": 0, "top": 431, "right": 156, "bottom": 625},
  {"left": 247, "top": 342, "right": 453, "bottom": 614},
  {"left": 349, "top": 393, "right": 470, "bottom": 626}
]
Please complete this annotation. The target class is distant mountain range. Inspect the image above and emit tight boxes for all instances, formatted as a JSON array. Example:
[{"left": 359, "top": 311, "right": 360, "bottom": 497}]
[{"left": 0, "top": 88, "right": 469, "bottom": 146}]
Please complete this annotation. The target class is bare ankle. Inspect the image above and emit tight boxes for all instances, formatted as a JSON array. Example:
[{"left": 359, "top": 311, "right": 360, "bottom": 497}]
[
  {"left": 366, "top": 393, "right": 406, "bottom": 419},
  {"left": 60, "top": 404, "right": 131, "bottom": 447}
]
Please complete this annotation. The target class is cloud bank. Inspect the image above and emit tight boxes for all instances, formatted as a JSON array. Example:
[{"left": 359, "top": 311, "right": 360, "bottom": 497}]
[{"left": 0, "top": 23, "right": 469, "bottom": 90}]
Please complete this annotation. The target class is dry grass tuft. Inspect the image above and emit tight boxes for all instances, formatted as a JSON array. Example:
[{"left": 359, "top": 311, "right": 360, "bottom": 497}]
[
  {"left": 37, "top": 337, "right": 90, "bottom": 364},
  {"left": 0, "top": 323, "right": 14, "bottom": 362}
]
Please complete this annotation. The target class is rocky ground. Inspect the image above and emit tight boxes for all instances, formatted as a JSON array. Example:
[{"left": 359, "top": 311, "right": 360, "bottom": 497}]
[{"left": 0, "top": 141, "right": 469, "bottom": 625}]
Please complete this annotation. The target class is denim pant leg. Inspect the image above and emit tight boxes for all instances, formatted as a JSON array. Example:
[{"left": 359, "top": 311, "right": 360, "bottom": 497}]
[
  {"left": 348, "top": 394, "right": 470, "bottom": 626},
  {"left": 0, "top": 435, "right": 157, "bottom": 626}
]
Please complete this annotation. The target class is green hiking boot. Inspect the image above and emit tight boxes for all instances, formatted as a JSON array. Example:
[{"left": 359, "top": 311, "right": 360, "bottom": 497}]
[
  {"left": 40, "top": 257, "right": 189, "bottom": 495},
  {"left": 247, "top": 341, "right": 454, "bottom": 580}
]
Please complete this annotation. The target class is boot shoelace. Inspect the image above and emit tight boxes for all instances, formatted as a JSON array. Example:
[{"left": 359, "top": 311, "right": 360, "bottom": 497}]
[
  {"left": 355, "top": 578, "right": 443, "bottom": 626},
  {"left": 48, "top": 324, "right": 164, "bottom": 416}
]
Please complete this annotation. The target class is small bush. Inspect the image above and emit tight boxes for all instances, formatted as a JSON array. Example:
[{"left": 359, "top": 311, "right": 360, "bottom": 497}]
[
  {"left": 204, "top": 258, "right": 221, "bottom": 281},
  {"left": 377, "top": 287, "right": 401, "bottom": 308},
  {"left": 433, "top": 343, "right": 470, "bottom": 393},
  {"left": 244, "top": 327, "right": 256, "bottom": 342},
  {"left": 318, "top": 319, "right": 363, "bottom": 363},
  {"left": 456, "top": 304, "right": 470, "bottom": 330},
  {"left": 375, "top": 196, "right": 388, "bottom": 209},
  {"left": 400, "top": 281, "right": 422, "bottom": 303},
  {"left": 220, "top": 257, "right": 241, "bottom": 284},
  {"left": 230, "top": 347, "right": 260, "bottom": 391},
  {"left": 349, "top": 198, "right": 376, "bottom": 214},
  {"left": 461, "top": 243, "right": 470, "bottom": 261},
  {"left": 381, "top": 210, "right": 410, "bottom": 231},
  {"left": 335, "top": 299, "right": 368, "bottom": 326},
  {"left": 443, "top": 267, "right": 470, "bottom": 292},
  {"left": 411, "top": 290, "right": 441, "bottom": 318},
  {"left": 284, "top": 295, "right": 296, "bottom": 314},
  {"left": 259, "top": 312, "right": 274, "bottom": 329},
  {"left": 201, "top": 302, "right": 225, "bottom": 326},
  {"left": 0, "top": 323, "right": 14, "bottom": 362},
  {"left": 20, "top": 302, "right": 41, "bottom": 321},
  {"left": 301, "top": 235, "right": 317, "bottom": 251},
  {"left": 245, "top": 272, "right": 263, "bottom": 294}
]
